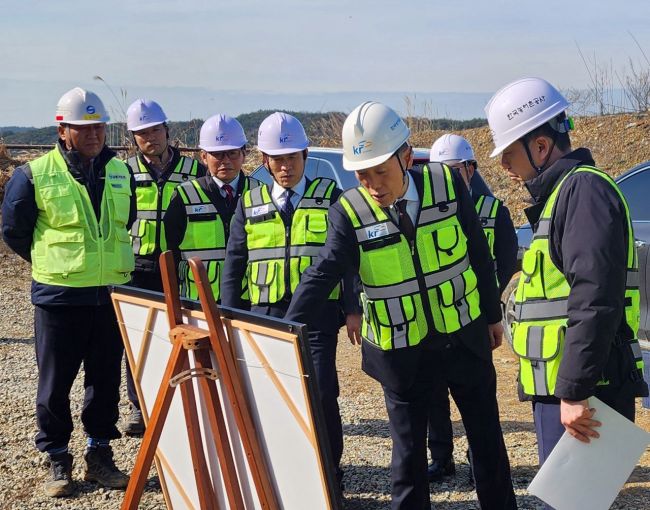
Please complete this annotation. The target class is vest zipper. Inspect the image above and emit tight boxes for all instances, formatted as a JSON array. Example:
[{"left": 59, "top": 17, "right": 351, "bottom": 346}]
[
  {"left": 410, "top": 239, "right": 436, "bottom": 334},
  {"left": 155, "top": 181, "right": 163, "bottom": 253},
  {"left": 284, "top": 222, "right": 291, "bottom": 301}
]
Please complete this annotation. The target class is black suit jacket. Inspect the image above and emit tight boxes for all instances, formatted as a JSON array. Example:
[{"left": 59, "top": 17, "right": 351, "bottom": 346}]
[{"left": 285, "top": 167, "right": 502, "bottom": 392}]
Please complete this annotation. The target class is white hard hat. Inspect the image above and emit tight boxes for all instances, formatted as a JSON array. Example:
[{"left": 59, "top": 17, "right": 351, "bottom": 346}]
[
  {"left": 126, "top": 99, "right": 168, "bottom": 131},
  {"left": 430, "top": 134, "right": 475, "bottom": 163},
  {"left": 342, "top": 101, "right": 410, "bottom": 171},
  {"left": 199, "top": 114, "right": 247, "bottom": 151},
  {"left": 257, "top": 112, "right": 309, "bottom": 155},
  {"left": 55, "top": 87, "right": 109, "bottom": 125},
  {"left": 485, "top": 77, "right": 570, "bottom": 157}
]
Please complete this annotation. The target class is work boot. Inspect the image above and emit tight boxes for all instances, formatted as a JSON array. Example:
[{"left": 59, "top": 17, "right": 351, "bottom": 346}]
[
  {"left": 427, "top": 456, "right": 456, "bottom": 482},
  {"left": 123, "top": 403, "right": 145, "bottom": 436},
  {"left": 44, "top": 452, "right": 74, "bottom": 497},
  {"left": 83, "top": 446, "right": 129, "bottom": 489}
]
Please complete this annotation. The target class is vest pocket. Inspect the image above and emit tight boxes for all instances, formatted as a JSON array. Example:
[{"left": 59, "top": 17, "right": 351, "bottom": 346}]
[
  {"left": 518, "top": 249, "right": 545, "bottom": 300},
  {"left": 113, "top": 228, "right": 136, "bottom": 273},
  {"left": 433, "top": 225, "right": 465, "bottom": 267},
  {"left": 305, "top": 213, "right": 328, "bottom": 244},
  {"left": 437, "top": 270, "right": 478, "bottom": 331},
  {"left": 512, "top": 323, "right": 565, "bottom": 396},
  {"left": 250, "top": 260, "right": 280, "bottom": 303},
  {"left": 39, "top": 229, "right": 86, "bottom": 275},
  {"left": 38, "top": 186, "right": 80, "bottom": 227},
  {"left": 362, "top": 294, "right": 417, "bottom": 349}
]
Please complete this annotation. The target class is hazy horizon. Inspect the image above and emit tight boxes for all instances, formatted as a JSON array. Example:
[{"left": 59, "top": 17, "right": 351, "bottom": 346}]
[{"left": 2, "top": 1, "right": 649, "bottom": 127}]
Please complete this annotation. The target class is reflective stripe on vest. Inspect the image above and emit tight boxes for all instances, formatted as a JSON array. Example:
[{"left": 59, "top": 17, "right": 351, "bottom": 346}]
[
  {"left": 474, "top": 195, "right": 500, "bottom": 259},
  {"left": 339, "top": 163, "right": 482, "bottom": 351},
  {"left": 176, "top": 176, "right": 260, "bottom": 301},
  {"left": 512, "top": 165, "right": 643, "bottom": 396},
  {"left": 128, "top": 154, "right": 201, "bottom": 256},
  {"left": 242, "top": 178, "right": 340, "bottom": 305},
  {"left": 30, "top": 146, "right": 134, "bottom": 287}
]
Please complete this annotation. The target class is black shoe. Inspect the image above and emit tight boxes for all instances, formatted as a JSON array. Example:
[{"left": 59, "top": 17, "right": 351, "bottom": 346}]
[
  {"left": 123, "top": 403, "right": 145, "bottom": 436},
  {"left": 84, "top": 446, "right": 129, "bottom": 489},
  {"left": 428, "top": 456, "right": 456, "bottom": 482},
  {"left": 44, "top": 452, "right": 74, "bottom": 497}
]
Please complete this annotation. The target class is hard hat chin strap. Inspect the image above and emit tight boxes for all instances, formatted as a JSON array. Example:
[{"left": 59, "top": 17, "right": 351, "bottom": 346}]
[{"left": 521, "top": 131, "right": 558, "bottom": 175}]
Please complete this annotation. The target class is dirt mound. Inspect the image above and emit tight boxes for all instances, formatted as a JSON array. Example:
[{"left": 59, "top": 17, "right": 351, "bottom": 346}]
[
  {"left": 0, "top": 145, "right": 26, "bottom": 204},
  {"left": 409, "top": 112, "right": 650, "bottom": 225}
]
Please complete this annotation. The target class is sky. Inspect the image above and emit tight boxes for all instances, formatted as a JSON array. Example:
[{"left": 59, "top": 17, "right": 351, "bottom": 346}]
[{"left": 1, "top": 0, "right": 649, "bottom": 127}]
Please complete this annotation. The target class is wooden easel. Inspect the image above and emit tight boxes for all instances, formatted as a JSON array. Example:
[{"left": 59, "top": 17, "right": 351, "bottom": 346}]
[{"left": 121, "top": 252, "right": 279, "bottom": 510}]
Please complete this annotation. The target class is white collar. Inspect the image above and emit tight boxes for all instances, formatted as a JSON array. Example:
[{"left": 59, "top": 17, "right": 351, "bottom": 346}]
[
  {"left": 398, "top": 172, "right": 418, "bottom": 203},
  {"left": 212, "top": 173, "right": 241, "bottom": 190},
  {"left": 271, "top": 175, "right": 307, "bottom": 201}
]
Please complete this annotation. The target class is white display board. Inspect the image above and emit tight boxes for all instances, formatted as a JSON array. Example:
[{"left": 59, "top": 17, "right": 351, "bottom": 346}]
[{"left": 112, "top": 287, "right": 339, "bottom": 510}]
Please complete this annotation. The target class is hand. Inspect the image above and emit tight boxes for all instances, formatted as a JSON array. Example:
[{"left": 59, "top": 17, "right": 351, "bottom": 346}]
[
  {"left": 487, "top": 322, "right": 504, "bottom": 350},
  {"left": 345, "top": 313, "right": 362, "bottom": 345},
  {"left": 560, "top": 399, "right": 601, "bottom": 443}
]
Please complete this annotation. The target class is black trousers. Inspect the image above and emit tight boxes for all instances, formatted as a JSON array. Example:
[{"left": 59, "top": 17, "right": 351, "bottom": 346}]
[
  {"left": 426, "top": 389, "right": 454, "bottom": 460},
  {"left": 34, "top": 304, "right": 124, "bottom": 453},
  {"left": 382, "top": 342, "right": 516, "bottom": 510}
]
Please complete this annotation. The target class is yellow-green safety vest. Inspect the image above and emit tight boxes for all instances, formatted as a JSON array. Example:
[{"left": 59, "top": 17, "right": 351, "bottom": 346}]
[
  {"left": 242, "top": 178, "right": 341, "bottom": 305},
  {"left": 128, "top": 154, "right": 202, "bottom": 256},
  {"left": 512, "top": 165, "right": 644, "bottom": 396},
  {"left": 176, "top": 176, "right": 260, "bottom": 301},
  {"left": 30, "top": 146, "right": 134, "bottom": 286},
  {"left": 339, "top": 163, "right": 482, "bottom": 351},
  {"left": 475, "top": 195, "right": 500, "bottom": 260}
]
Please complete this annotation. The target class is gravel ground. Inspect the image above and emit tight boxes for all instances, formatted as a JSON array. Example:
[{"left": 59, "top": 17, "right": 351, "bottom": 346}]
[{"left": 1, "top": 241, "right": 649, "bottom": 509}]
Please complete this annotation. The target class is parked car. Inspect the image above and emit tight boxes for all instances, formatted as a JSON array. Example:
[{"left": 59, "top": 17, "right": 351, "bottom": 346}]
[
  {"left": 502, "top": 161, "right": 650, "bottom": 350},
  {"left": 250, "top": 147, "right": 494, "bottom": 194}
]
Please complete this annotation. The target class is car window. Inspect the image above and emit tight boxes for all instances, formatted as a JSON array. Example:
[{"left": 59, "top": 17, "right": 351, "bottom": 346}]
[{"left": 618, "top": 168, "right": 650, "bottom": 221}]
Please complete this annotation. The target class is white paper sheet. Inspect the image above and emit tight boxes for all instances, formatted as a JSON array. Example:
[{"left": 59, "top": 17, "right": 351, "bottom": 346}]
[{"left": 528, "top": 397, "right": 650, "bottom": 510}]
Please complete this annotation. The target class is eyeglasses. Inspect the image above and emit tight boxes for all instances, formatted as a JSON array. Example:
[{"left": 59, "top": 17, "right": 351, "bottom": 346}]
[{"left": 208, "top": 149, "right": 242, "bottom": 161}]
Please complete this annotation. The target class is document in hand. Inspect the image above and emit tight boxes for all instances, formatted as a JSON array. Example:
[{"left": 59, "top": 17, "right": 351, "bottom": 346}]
[{"left": 528, "top": 397, "right": 650, "bottom": 510}]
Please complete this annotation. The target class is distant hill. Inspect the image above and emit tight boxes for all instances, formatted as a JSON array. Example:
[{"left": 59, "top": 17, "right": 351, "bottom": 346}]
[{"left": 0, "top": 110, "right": 487, "bottom": 146}]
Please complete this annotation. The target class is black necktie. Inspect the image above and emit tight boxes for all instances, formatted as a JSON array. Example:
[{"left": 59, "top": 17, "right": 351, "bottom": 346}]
[
  {"left": 396, "top": 199, "right": 415, "bottom": 240},
  {"left": 280, "top": 189, "right": 295, "bottom": 223}
]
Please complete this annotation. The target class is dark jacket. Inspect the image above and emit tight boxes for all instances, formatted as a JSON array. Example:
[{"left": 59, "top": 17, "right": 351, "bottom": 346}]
[
  {"left": 285, "top": 167, "right": 502, "bottom": 392},
  {"left": 164, "top": 172, "right": 250, "bottom": 267},
  {"left": 131, "top": 147, "right": 206, "bottom": 273},
  {"left": 523, "top": 147, "right": 647, "bottom": 402},
  {"left": 220, "top": 178, "right": 362, "bottom": 335},
  {"left": 484, "top": 197, "right": 518, "bottom": 296},
  {"left": 1, "top": 141, "right": 137, "bottom": 306}
]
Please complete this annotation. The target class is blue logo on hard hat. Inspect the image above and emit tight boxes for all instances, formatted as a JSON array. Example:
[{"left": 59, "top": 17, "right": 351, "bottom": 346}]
[
  {"left": 389, "top": 118, "right": 401, "bottom": 131},
  {"left": 279, "top": 134, "right": 291, "bottom": 144},
  {"left": 352, "top": 140, "right": 373, "bottom": 155},
  {"left": 86, "top": 105, "right": 96, "bottom": 114},
  {"left": 216, "top": 134, "right": 226, "bottom": 141}
]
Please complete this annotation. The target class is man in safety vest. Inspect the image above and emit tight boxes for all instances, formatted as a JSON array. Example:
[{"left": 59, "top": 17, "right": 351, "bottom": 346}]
[
  {"left": 123, "top": 98, "right": 205, "bottom": 435},
  {"left": 164, "top": 114, "right": 260, "bottom": 301},
  {"left": 221, "top": 112, "right": 360, "bottom": 492},
  {"left": 486, "top": 77, "right": 647, "bottom": 509},
  {"left": 285, "top": 102, "right": 516, "bottom": 509},
  {"left": 426, "top": 134, "right": 518, "bottom": 482},
  {"left": 1, "top": 88, "right": 135, "bottom": 497}
]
